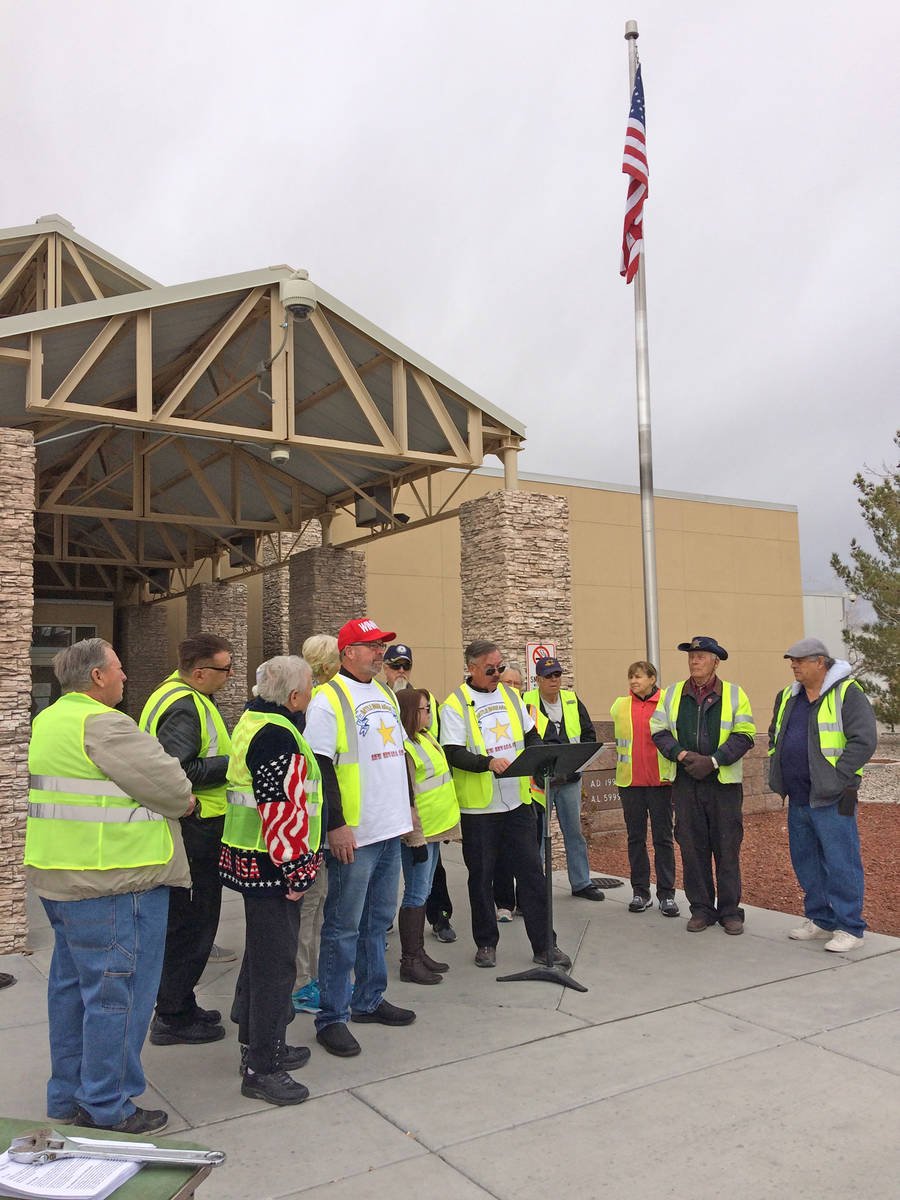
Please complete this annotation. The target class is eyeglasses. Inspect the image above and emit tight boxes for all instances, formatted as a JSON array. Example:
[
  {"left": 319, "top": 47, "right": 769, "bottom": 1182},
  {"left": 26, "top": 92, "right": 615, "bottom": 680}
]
[
  {"left": 418, "top": 704, "right": 431, "bottom": 712},
  {"left": 202, "top": 662, "right": 233, "bottom": 673},
  {"left": 387, "top": 661, "right": 411, "bottom": 670},
  {"left": 483, "top": 664, "right": 507, "bottom": 677},
  {"left": 348, "top": 642, "right": 386, "bottom": 651},
  {"left": 541, "top": 671, "right": 562, "bottom": 679}
]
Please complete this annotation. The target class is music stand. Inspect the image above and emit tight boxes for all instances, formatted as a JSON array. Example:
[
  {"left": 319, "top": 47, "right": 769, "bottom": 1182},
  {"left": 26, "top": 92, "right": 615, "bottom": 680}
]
[{"left": 494, "top": 740, "right": 603, "bottom": 992}]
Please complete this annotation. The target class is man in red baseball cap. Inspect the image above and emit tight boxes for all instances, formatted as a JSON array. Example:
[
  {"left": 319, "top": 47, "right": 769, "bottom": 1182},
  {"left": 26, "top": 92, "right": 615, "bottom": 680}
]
[{"left": 304, "top": 618, "right": 417, "bottom": 1058}]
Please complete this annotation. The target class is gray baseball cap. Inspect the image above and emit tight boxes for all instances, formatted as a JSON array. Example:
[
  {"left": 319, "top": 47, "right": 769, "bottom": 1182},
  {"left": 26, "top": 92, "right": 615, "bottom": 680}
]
[{"left": 784, "top": 637, "right": 830, "bottom": 659}]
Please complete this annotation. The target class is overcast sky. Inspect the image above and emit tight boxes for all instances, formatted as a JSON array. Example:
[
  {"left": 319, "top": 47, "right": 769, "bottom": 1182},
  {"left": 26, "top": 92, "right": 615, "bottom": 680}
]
[{"left": 4, "top": 1, "right": 898, "bottom": 591}]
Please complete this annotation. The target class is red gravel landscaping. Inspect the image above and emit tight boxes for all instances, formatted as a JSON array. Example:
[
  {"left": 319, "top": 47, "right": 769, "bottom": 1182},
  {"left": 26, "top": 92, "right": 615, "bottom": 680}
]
[{"left": 588, "top": 803, "right": 900, "bottom": 938}]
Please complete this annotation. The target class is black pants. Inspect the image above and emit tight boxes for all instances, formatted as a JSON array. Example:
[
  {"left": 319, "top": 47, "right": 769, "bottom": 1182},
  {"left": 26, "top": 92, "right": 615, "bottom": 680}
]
[
  {"left": 493, "top": 802, "right": 543, "bottom": 911},
  {"left": 155, "top": 813, "right": 224, "bottom": 1023},
  {"left": 425, "top": 850, "right": 453, "bottom": 924},
  {"left": 232, "top": 891, "right": 301, "bottom": 1074},
  {"left": 619, "top": 785, "right": 676, "bottom": 900},
  {"left": 672, "top": 776, "right": 744, "bottom": 923},
  {"left": 461, "top": 805, "right": 553, "bottom": 953}
]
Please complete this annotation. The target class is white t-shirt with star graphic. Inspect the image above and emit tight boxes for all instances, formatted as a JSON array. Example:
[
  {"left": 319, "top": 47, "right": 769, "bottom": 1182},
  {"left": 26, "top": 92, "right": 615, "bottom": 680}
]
[
  {"left": 440, "top": 685, "right": 535, "bottom": 814},
  {"left": 305, "top": 674, "right": 412, "bottom": 849}
]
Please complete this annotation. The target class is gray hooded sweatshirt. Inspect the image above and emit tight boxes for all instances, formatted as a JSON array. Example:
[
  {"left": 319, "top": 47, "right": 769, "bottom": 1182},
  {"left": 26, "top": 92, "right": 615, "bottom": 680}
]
[{"left": 767, "top": 660, "right": 877, "bottom": 806}]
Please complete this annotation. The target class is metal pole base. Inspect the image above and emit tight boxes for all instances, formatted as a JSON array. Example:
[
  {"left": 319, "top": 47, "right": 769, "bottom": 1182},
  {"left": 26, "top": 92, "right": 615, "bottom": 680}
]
[{"left": 496, "top": 966, "right": 588, "bottom": 993}]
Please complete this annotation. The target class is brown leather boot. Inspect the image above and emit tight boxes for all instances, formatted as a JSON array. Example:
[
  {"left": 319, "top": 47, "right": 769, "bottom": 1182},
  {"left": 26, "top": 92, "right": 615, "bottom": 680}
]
[
  {"left": 398, "top": 906, "right": 442, "bottom": 984},
  {"left": 414, "top": 906, "right": 449, "bottom": 972}
]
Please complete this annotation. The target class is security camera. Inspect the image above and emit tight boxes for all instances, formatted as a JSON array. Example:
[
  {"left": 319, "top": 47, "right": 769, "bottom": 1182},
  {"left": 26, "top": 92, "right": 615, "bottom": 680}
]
[
  {"left": 280, "top": 270, "right": 317, "bottom": 320},
  {"left": 270, "top": 445, "right": 290, "bottom": 464}
]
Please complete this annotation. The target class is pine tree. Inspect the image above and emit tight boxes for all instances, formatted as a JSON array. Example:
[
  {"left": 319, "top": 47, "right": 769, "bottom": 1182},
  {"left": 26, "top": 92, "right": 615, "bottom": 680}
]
[{"left": 830, "top": 430, "right": 900, "bottom": 728}]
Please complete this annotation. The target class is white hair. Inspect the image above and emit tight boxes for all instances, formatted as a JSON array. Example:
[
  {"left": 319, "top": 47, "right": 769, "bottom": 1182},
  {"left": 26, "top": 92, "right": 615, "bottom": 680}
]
[
  {"left": 255, "top": 655, "right": 312, "bottom": 706},
  {"left": 53, "top": 638, "right": 113, "bottom": 693}
]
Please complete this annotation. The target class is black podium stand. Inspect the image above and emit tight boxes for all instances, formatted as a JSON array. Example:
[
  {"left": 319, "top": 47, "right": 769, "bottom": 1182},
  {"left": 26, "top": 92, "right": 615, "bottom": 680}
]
[{"left": 494, "top": 740, "right": 604, "bottom": 992}]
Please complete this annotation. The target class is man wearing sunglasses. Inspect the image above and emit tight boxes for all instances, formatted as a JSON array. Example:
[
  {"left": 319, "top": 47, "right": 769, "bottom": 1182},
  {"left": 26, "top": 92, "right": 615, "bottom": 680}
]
[
  {"left": 140, "top": 634, "right": 234, "bottom": 1046},
  {"left": 440, "top": 640, "right": 572, "bottom": 970},
  {"left": 523, "top": 657, "right": 604, "bottom": 902}
]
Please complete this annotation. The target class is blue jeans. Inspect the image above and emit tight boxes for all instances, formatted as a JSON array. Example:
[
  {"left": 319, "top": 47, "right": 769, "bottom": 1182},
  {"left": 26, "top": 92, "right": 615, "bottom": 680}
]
[
  {"left": 399, "top": 842, "right": 440, "bottom": 908},
  {"left": 550, "top": 779, "right": 591, "bottom": 892},
  {"left": 41, "top": 887, "right": 170, "bottom": 1125},
  {"left": 316, "top": 838, "right": 401, "bottom": 1030},
  {"left": 788, "top": 802, "right": 866, "bottom": 937}
]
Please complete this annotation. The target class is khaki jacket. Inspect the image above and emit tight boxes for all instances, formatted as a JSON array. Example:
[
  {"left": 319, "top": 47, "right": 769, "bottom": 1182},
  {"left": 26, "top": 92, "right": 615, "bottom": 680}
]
[{"left": 27, "top": 709, "right": 192, "bottom": 901}]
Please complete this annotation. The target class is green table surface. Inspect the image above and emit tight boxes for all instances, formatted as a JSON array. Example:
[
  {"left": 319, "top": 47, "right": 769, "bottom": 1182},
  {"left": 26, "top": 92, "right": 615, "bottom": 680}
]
[{"left": 0, "top": 1116, "right": 216, "bottom": 1200}]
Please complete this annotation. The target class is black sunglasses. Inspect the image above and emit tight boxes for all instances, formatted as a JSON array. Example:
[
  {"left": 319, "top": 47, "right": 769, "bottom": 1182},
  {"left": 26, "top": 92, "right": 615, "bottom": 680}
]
[{"left": 484, "top": 664, "right": 507, "bottom": 677}]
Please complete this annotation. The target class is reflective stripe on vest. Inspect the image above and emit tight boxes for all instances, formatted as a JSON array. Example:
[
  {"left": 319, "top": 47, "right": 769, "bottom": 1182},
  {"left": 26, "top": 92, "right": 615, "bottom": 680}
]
[
  {"left": 650, "top": 680, "right": 755, "bottom": 784},
  {"left": 770, "top": 679, "right": 864, "bottom": 775},
  {"left": 25, "top": 691, "right": 174, "bottom": 871},
  {"left": 139, "top": 674, "right": 232, "bottom": 817},
  {"left": 440, "top": 683, "right": 530, "bottom": 809},
  {"left": 318, "top": 677, "right": 400, "bottom": 827},
  {"left": 224, "top": 709, "right": 322, "bottom": 853},
  {"left": 610, "top": 695, "right": 675, "bottom": 787},
  {"left": 404, "top": 730, "right": 460, "bottom": 838}
]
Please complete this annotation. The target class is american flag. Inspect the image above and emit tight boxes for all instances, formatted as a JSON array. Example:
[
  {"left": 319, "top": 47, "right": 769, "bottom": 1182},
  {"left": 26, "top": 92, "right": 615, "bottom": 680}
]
[{"left": 620, "top": 63, "right": 648, "bottom": 284}]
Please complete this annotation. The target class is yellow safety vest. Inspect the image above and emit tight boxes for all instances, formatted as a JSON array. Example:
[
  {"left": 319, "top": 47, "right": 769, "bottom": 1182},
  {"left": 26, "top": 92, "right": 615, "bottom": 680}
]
[
  {"left": 25, "top": 692, "right": 174, "bottom": 871},
  {"left": 522, "top": 688, "right": 581, "bottom": 743},
  {"left": 610, "top": 694, "right": 676, "bottom": 786},
  {"left": 316, "top": 675, "right": 402, "bottom": 827},
  {"left": 139, "top": 672, "right": 232, "bottom": 817},
  {"left": 440, "top": 683, "right": 531, "bottom": 809},
  {"left": 649, "top": 680, "right": 755, "bottom": 784},
  {"left": 768, "top": 680, "right": 865, "bottom": 778},
  {"left": 404, "top": 730, "right": 460, "bottom": 838},
  {"left": 224, "top": 709, "right": 322, "bottom": 853}
]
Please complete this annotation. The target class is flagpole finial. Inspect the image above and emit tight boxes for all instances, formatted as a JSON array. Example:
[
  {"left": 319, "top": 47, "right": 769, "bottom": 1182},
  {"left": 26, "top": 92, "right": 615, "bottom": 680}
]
[{"left": 625, "top": 20, "right": 639, "bottom": 39}]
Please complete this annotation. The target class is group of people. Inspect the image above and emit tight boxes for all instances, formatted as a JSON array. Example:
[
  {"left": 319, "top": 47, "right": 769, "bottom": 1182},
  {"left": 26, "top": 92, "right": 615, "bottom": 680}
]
[{"left": 23, "top": 622, "right": 877, "bottom": 1130}]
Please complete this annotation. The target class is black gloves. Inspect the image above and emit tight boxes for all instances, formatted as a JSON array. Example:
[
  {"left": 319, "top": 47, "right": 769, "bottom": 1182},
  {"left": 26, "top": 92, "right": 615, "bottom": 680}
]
[
  {"left": 410, "top": 844, "right": 429, "bottom": 864},
  {"left": 838, "top": 786, "right": 858, "bottom": 817},
  {"left": 680, "top": 752, "right": 716, "bottom": 780}
]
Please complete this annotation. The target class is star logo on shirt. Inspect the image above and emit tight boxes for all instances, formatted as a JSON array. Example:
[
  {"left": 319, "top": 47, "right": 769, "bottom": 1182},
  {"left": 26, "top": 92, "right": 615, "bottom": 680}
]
[
  {"left": 377, "top": 719, "right": 396, "bottom": 746},
  {"left": 491, "top": 719, "right": 511, "bottom": 741}
]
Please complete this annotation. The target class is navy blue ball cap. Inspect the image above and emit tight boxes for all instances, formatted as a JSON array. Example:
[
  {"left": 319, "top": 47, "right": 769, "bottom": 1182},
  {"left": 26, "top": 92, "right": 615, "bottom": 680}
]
[
  {"left": 535, "top": 656, "right": 563, "bottom": 676},
  {"left": 384, "top": 643, "right": 413, "bottom": 666},
  {"left": 677, "top": 635, "right": 728, "bottom": 660}
]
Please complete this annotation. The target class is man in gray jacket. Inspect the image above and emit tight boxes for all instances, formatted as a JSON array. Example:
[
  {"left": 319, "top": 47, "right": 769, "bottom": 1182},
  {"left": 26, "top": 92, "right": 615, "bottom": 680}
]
[
  {"left": 767, "top": 637, "right": 877, "bottom": 953},
  {"left": 26, "top": 639, "right": 195, "bottom": 1134}
]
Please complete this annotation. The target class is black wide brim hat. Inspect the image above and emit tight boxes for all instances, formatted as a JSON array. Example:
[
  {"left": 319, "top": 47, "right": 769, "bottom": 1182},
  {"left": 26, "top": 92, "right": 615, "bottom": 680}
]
[{"left": 677, "top": 635, "right": 728, "bottom": 660}]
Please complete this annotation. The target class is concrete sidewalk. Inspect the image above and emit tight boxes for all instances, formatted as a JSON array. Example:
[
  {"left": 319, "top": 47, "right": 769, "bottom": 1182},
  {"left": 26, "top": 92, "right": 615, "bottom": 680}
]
[{"left": 2, "top": 844, "right": 898, "bottom": 1199}]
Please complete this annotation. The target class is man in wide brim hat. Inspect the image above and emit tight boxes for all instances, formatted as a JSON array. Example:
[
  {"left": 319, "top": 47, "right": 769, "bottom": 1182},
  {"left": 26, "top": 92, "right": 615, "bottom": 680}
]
[{"left": 650, "top": 636, "right": 756, "bottom": 935}]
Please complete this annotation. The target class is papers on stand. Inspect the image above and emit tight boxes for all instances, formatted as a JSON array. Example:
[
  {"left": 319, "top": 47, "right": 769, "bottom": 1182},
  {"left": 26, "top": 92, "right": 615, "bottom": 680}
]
[{"left": 0, "top": 1137, "right": 146, "bottom": 1199}]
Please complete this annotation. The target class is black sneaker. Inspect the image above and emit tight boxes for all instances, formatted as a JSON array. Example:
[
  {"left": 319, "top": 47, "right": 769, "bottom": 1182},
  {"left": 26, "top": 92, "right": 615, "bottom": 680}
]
[
  {"left": 572, "top": 884, "right": 605, "bottom": 901},
  {"left": 629, "top": 893, "right": 653, "bottom": 912},
  {"left": 532, "top": 946, "right": 572, "bottom": 970},
  {"left": 195, "top": 1006, "right": 222, "bottom": 1024},
  {"left": 474, "top": 945, "right": 496, "bottom": 968},
  {"left": 659, "top": 897, "right": 680, "bottom": 917},
  {"left": 150, "top": 1016, "right": 226, "bottom": 1045},
  {"left": 316, "top": 1022, "right": 361, "bottom": 1057},
  {"left": 351, "top": 999, "right": 416, "bottom": 1026},
  {"left": 239, "top": 1043, "right": 311, "bottom": 1076},
  {"left": 74, "top": 1105, "right": 168, "bottom": 1135},
  {"left": 432, "top": 916, "right": 457, "bottom": 943},
  {"left": 241, "top": 1068, "right": 309, "bottom": 1106}
]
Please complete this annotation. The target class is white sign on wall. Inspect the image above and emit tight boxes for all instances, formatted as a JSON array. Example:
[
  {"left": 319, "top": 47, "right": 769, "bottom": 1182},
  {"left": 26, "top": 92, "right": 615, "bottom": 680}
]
[{"left": 525, "top": 641, "right": 557, "bottom": 693}]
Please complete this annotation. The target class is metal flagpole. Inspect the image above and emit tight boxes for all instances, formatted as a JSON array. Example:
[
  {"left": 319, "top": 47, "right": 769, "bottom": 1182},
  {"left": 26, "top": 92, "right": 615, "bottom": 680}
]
[{"left": 625, "top": 19, "right": 660, "bottom": 671}]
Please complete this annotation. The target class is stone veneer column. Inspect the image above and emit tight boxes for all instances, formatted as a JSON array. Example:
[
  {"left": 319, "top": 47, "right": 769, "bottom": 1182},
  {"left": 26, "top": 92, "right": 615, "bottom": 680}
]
[
  {"left": 186, "top": 581, "right": 248, "bottom": 730},
  {"left": 261, "top": 523, "right": 322, "bottom": 660},
  {"left": 0, "top": 429, "right": 35, "bottom": 952},
  {"left": 288, "top": 546, "right": 366, "bottom": 649},
  {"left": 458, "top": 490, "right": 574, "bottom": 684},
  {"left": 120, "top": 603, "right": 170, "bottom": 720}
]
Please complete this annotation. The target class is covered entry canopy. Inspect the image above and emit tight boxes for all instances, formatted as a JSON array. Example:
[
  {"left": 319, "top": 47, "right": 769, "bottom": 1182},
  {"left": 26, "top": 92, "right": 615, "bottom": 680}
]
[{"left": 0, "top": 216, "right": 525, "bottom": 597}]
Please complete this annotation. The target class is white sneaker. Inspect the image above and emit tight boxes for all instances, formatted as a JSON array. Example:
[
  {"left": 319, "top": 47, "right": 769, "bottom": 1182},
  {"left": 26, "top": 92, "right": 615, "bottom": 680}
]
[
  {"left": 496, "top": 908, "right": 514, "bottom": 923},
  {"left": 824, "top": 930, "right": 864, "bottom": 953},
  {"left": 788, "top": 918, "right": 832, "bottom": 941}
]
